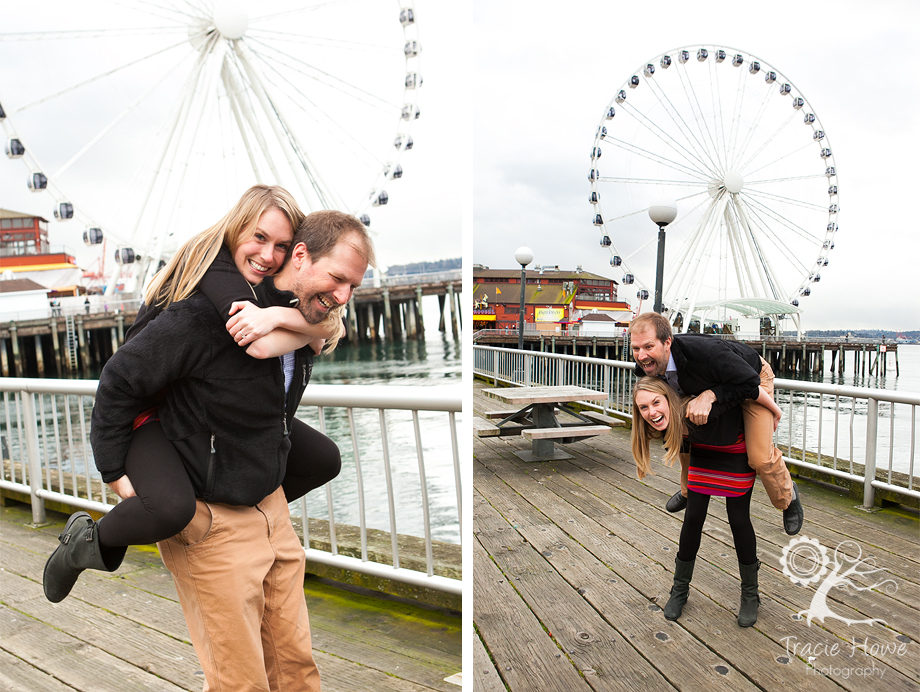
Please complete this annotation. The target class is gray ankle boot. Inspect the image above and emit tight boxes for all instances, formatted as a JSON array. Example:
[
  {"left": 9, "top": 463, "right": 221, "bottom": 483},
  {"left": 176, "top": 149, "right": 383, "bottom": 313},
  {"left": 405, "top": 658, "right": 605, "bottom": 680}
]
[
  {"left": 43, "top": 512, "right": 126, "bottom": 603},
  {"left": 738, "top": 560, "right": 761, "bottom": 627},
  {"left": 663, "top": 556, "right": 695, "bottom": 621}
]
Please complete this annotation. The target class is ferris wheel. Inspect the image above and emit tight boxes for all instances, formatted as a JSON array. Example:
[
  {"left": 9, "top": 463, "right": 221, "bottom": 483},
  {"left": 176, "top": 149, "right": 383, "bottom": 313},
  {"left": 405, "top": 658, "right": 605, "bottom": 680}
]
[
  {"left": 0, "top": 0, "right": 422, "bottom": 294},
  {"left": 589, "top": 45, "right": 837, "bottom": 333}
]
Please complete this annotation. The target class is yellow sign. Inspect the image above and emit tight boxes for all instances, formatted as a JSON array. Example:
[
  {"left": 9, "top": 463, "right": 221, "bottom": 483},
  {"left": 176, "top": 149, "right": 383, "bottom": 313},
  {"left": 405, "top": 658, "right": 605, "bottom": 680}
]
[{"left": 535, "top": 307, "right": 564, "bottom": 322}]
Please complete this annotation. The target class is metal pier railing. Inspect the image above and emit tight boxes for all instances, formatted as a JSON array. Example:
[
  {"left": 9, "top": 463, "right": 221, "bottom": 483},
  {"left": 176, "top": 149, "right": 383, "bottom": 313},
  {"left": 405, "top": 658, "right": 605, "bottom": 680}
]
[
  {"left": 0, "top": 378, "right": 462, "bottom": 597},
  {"left": 474, "top": 345, "right": 919, "bottom": 508}
]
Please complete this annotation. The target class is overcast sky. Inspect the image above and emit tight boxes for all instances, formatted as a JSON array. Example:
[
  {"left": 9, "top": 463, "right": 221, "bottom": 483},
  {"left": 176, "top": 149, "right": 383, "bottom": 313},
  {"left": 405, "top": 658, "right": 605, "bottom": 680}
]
[
  {"left": 472, "top": 0, "right": 920, "bottom": 333},
  {"left": 0, "top": 0, "right": 463, "bottom": 274}
]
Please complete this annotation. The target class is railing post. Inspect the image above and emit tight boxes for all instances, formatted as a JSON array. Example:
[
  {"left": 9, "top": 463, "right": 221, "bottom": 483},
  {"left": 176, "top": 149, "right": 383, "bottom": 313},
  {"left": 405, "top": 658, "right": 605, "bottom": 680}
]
[
  {"left": 492, "top": 349, "right": 498, "bottom": 386},
  {"left": 863, "top": 397, "right": 879, "bottom": 510},
  {"left": 524, "top": 353, "right": 531, "bottom": 387},
  {"left": 21, "top": 392, "right": 47, "bottom": 525}
]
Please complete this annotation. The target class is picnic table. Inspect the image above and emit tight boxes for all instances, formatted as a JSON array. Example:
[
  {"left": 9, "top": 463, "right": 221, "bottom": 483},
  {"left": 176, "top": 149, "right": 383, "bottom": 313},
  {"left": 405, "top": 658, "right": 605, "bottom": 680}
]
[{"left": 481, "top": 385, "right": 611, "bottom": 462}]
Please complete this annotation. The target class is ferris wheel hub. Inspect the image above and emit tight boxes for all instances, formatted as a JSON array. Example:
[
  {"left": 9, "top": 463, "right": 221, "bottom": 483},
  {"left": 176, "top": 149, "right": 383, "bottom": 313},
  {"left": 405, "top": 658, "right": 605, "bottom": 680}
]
[
  {"left": 213, "top": 0, "right": 249, "bottom": 39},
  {"left": 724, "top": 171, "right": 744, "bottom": 194}
]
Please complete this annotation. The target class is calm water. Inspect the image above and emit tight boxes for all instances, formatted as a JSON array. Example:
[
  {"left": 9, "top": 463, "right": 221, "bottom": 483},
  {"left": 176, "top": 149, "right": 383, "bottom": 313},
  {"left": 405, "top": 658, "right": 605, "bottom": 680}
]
[
  {"left": 293, "top": 326, "right": 463, "bottom": 544},
  {"left": 772, "top": 343, "right": 919, "bottom": 478}
]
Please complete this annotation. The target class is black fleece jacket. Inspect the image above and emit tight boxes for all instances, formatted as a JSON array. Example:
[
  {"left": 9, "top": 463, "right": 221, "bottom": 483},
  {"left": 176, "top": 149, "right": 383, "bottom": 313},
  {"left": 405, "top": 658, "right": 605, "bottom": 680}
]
[
  {"left": 635, "top": 333, "right": 761, "bottom": 446},
  {"left": 91, "top": 279, "right": 313, "bottom": 506}
]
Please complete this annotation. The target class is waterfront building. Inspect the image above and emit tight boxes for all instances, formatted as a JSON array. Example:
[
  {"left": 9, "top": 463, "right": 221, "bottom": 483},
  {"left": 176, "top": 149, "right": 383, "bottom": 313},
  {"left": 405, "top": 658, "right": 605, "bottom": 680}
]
[
  {"left": 473, "top": 264, "right": 632, "bottom": 332},
  {"left": 0, "top": 208, "right": 83, "bottom": 294}
]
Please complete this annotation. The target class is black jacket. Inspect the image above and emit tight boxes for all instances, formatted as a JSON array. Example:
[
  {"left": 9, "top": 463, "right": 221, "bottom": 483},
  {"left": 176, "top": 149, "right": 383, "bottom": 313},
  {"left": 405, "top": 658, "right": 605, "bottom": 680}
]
[
  {"left": 91, "top": 279, "right": 313, "bottom": 506},
  {"left": 125, "top": 246, "right": 257, "bottom": 340},
  {"left": 635, "top": 334, "right": 761, "bottom": 446}
]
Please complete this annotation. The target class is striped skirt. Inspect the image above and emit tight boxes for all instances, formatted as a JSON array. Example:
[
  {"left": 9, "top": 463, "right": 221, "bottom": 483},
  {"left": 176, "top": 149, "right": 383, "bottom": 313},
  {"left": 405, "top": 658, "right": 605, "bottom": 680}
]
[{"left": 688, "top": 435, "right": 755, "bottom": 497}]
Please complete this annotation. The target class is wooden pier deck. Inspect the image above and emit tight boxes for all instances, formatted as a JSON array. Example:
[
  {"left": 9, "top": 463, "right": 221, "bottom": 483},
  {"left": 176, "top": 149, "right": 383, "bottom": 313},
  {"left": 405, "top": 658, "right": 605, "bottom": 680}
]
[
  {"left": 0, "top": 502, "right": 461, "bottom": 691},
  {"left": 472, "top": 380, "right": 919, "bottom": 692}
]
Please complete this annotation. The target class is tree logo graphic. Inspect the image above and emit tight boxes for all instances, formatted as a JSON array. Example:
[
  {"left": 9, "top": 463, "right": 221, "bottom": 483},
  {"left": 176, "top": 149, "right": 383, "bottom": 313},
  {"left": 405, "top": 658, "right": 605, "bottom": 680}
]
[{"left": 779, "top": 536, "right": 898, "bottom": 626}]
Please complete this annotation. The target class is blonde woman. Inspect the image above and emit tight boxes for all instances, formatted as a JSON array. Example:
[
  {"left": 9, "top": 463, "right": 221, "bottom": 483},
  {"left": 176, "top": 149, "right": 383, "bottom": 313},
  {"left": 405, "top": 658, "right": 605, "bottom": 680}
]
[{"left": 632, "top": 377, "right": 761, "bottom": 627}]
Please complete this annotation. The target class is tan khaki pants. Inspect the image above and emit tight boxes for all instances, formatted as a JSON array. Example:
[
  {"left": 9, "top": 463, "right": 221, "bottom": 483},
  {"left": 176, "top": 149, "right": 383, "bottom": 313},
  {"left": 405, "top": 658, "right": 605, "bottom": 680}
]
[
  {"left": 679, "top": 357, "right": 793, "bottom": 510},
  {"left": 158, "top": 486, "right": 320, "bottom": 692}
]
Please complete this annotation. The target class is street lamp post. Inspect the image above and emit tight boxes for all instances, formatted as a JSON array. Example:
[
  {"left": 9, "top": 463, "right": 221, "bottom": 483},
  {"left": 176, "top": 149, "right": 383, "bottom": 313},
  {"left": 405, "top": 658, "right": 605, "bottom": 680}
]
[
  {"left": 514, "top": 246, "right": 533, "bottom": 350},
  {"left": 648, "top": 199, "right": 678, "bottom": 314}
]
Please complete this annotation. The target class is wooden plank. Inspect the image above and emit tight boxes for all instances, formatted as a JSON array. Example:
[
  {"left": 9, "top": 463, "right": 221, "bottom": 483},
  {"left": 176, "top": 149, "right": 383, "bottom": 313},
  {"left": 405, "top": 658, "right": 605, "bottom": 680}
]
[
  {"left": 474, "top": 540, "right": 593, "bottom": 692},
  {"left": 0, "top": 648, "right": 76, "bottom": 692},
  {"left": 472, "top": 632, "right": 505, "bottom": 692},
  {"left": 482, "top": 386, "right": 608, "bottom": 405},
  {"left": 473, "top": 417, "right": 500, "bottom": 437},
  {"left": 302, "top": 577, "right": 461, "bottom": 692},
  {"left": 0, "top": 603, "right": 190, "bottom": 692},
  {"left": 581, "top": 410, "right": 627, "bottom": 427},
  {"left": 475, "top": 499, "right": 674, "bottom": 690},
  {"left": 482, "top": 410, "right": 520, "bottom": 419},
  {"left": 314, "top": 649, "right": 444, "bottom": 692},
  {"left": 0, "top": 568, "right": 200, "bottom": 687},
  {"left": 522, "top": 426, "right": 609, "bottom": 440}
]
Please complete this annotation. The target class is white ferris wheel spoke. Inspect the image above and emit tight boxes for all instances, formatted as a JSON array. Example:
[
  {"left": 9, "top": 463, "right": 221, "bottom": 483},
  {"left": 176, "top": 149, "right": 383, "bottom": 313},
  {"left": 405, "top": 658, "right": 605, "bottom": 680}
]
[
  {"left": 235, "top": 41, "right": 344, "bottom": 211},
  {"left": 246, "top": 29, "right": 397, "bottom": 55},
  {"left": 737, "top": 196, "right": 814, "bottom": 275},
  {"left": 741, "top": 193, "right": 822, "bottom": 244},
  {"left": 737, "top": 110, "right": 797, "bottom": 174},
  {"left": 674, "top": 62, "right": 723, "bottom": 175},
  {"left": 728, "top": 197, "right": 782, "bottom": 299},
  {"left": 10, "top": 37, "right": 195, "bottom": 115},
  {"left": 723, "top": 207, "right": 756, "bottom": 299},
  {"left": 221, "top": 64, "right": 272, "bottom": 184},
  {"left": 709, "top": 57, "right": 728, "bottom": 172},
  {"left": 741, "top": 187, "right": 826, "bottom": 213},
  {"left": 735, "top": 201, "right": 808, "bottom": 303},
  {"left": 646, "top": 65, "right": 714, "bottom": 174},
  {"left": 52, "top": 64, "right": 186, "bottom": 183},
  {"left": 241, "top": 38, "right": 394, "bottom": 172},
  {"left": 250, "top": 0, "right": 358, "bottom": 23},
  {"left": 597, "top": 177, "right": 706, "bottom": 186},
  {"left": 246, "top": 36, "right": 397, "bottom": 115},
  {"left": 120, "top": 36, "right": 215, "bottom": 253},
  {"left": 726, "top": 63, "right": 747, "bottom": 171},
  {"left": 640, "top": 78, "right": 721, "bottom": 179},
  {"left": 732, "top": 79, "right": 774, "bottom": 171},
  {"left": 0, "top": 27, "right": 181, "bottom": 41},
  {"left": 742, "top": 139, "right": 815, "bottom": 179},
  {"left": 745, "top": 174, "right": 827, "bottom": 185},
  {"left": 103, "top": 0, "right": 201, "bottom": 23},
  {"left": 602, "top": 136, "right": 711, "bottom": 184},
  {"left": 242, "top": 48, "right": 386, "bottom": 176}
]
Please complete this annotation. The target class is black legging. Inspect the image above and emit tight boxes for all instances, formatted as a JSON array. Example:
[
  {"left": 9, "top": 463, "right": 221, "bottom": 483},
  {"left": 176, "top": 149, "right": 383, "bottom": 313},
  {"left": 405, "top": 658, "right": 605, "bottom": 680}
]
[
  {"left": 677, "top": 488, "right": 757, "bottom": 566},
  {"left": 97, "top": 418, "right": 341, "bottom": 548}
]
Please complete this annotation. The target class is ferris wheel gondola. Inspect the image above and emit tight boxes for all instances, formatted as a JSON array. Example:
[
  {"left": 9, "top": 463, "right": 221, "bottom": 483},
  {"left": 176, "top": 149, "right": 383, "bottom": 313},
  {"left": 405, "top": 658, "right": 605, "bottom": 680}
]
[{"left": 589, "top": 45, "right": 837, "bottom": 334}]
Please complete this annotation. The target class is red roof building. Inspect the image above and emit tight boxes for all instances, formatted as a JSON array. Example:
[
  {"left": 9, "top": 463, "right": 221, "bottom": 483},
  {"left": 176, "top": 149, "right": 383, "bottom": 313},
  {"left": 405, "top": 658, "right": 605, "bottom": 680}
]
[
  {"left": 473, "top": 265, "right": 632, "bottom": 332},
  {"left": 0, "top": 208, "right": 82, "bottom": 292}
]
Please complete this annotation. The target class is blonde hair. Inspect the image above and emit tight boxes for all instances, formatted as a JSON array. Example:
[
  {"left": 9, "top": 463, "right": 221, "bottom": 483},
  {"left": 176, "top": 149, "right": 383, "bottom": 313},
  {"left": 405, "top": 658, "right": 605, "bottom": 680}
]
[
  {"left": 630, "top": 377, "right": 685, "bottom": 479},
  {"left": 319, "top": 305, "right": 345, "bottom": 354},
  {"left": 144, "top": 185, "right": 305, "bottom": 309}
]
